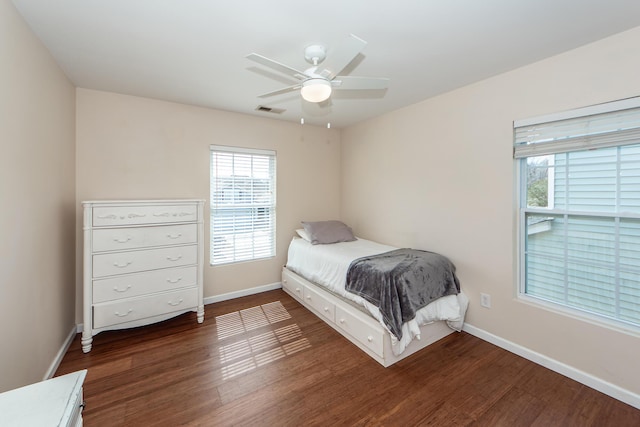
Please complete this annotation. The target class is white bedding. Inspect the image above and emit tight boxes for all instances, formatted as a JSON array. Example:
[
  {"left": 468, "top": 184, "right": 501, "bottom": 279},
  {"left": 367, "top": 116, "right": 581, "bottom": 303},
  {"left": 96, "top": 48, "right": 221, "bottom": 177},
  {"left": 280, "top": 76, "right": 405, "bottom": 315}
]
[{"left": 286, "top": 237, "right": 468, "bottom": 355}]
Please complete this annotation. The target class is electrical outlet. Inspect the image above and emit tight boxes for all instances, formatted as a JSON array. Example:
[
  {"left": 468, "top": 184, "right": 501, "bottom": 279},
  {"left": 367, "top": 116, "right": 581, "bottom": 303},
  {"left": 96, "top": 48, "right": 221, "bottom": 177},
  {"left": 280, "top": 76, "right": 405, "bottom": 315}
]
[{"left": 480, "top": 293, "right": 491, "bottom": 308}]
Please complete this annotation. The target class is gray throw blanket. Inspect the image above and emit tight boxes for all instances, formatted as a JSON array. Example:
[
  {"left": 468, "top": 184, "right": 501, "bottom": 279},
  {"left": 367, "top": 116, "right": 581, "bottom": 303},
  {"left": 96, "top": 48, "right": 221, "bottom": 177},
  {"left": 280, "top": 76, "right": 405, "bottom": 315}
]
[{"left": 346, "top": 249, "right": 460, "bottom": 340}]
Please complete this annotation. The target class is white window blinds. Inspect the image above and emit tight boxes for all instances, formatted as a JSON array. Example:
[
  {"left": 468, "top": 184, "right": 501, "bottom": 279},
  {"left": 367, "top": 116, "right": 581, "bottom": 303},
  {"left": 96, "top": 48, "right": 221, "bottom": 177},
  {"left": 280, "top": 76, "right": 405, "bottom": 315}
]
[
  {"left": 210, "top": 145, "right": 276, "bottom": 265},
  {"left": 514, "top": 97, "right": 640, "bottom": 159}
]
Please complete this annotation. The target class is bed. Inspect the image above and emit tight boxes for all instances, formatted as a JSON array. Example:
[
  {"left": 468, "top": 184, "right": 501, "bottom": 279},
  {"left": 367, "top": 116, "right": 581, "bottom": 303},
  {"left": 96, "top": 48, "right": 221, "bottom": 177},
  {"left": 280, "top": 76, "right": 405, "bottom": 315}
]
[{"left": 282, "top": 221, "right": 468, "bottom": 367}]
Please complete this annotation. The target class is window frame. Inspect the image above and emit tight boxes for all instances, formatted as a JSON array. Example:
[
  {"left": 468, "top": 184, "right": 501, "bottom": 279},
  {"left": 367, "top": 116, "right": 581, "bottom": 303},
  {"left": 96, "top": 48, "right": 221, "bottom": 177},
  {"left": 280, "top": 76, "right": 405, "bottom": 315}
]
[
  {"left": 209, "top": 145, "right": 276, "bottom": 266},
  {"left": 514, "top": 97, "right": 640, "bottom": 333}
]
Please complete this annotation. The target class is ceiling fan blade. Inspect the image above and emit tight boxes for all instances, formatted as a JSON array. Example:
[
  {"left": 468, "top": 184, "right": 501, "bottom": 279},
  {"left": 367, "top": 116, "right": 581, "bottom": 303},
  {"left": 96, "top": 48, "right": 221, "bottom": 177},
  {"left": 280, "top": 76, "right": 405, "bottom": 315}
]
[
  {"left": 318, "top": 34, "right": 367, "bottom": 80},
  {"left": 332, "top": 76, "right": 390, "bottom": 90},
  {"left": 246, "top": 53, "right": 307, "bottom": 80},
  {"left": 258, "top": 84, "right": 301, "bottom": 98}
]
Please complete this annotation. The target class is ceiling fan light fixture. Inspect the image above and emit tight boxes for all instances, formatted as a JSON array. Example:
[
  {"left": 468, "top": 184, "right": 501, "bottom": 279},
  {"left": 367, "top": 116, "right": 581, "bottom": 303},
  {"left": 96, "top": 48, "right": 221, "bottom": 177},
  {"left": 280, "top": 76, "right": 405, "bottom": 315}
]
[{"left": 301, "top": 78, "right": 332, "bottom": 102}]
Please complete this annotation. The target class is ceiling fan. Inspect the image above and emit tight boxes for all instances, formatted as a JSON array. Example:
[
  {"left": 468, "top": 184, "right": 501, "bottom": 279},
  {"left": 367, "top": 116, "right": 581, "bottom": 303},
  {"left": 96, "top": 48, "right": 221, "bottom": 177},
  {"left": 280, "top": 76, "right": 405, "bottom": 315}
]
[{"left": 246, "top": 34, "right": 390, "bottom": 103}]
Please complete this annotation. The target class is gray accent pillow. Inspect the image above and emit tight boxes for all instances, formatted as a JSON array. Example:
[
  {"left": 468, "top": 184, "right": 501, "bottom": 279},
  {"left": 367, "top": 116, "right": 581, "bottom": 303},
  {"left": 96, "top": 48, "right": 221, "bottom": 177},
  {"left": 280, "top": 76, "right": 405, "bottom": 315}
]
[{"left": 301, "top": 220, "right": 357, "bottom": 245}]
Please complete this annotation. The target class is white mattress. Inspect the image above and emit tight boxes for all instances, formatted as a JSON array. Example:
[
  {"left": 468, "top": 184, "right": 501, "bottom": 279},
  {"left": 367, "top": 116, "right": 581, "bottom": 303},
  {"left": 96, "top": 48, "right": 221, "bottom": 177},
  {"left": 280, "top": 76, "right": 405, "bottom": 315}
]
[{"left": 286, "top": 237, "right": 468, "bottom": 355}]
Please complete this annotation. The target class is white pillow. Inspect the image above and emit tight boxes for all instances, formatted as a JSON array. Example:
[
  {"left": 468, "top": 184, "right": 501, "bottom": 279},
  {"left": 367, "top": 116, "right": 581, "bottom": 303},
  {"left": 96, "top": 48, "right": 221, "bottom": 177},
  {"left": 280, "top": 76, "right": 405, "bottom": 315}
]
[{"left": 296, "top": 228, "right": 311, "bottom": 242}]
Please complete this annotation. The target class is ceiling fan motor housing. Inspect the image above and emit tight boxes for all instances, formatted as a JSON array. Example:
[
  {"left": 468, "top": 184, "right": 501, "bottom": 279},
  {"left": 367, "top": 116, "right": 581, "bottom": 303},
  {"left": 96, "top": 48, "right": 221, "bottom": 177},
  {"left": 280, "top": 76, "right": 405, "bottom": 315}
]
[{"left": 304, "top": 45, "right": 326, "bottom": 65}]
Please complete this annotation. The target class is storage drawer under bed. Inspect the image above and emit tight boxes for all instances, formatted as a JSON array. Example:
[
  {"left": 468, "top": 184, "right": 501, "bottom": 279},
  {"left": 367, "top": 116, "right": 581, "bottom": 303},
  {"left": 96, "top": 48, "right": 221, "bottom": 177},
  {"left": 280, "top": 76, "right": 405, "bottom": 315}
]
[
  {"left": 303, "top": 285, "right": 335, "bottom": 323},
  {"left": 335, "top": 305, "right": 385, "bottom": 358},
  {"left": 282, "top": 268, "right": 305, "bottom": 302}
]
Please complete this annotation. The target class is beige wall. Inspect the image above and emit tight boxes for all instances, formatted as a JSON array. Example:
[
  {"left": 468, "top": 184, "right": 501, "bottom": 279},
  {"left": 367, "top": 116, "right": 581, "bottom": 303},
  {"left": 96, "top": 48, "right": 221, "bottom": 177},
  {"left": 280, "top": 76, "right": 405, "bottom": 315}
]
[
  {"left": 75, "top": 89, "right": 341, "bottom": 320},
  {"left": 0, "top": 0, "right": 76, "bottom": 392},
  {"left": 341, "top": 27, "right": 640, "bottom": 396}
]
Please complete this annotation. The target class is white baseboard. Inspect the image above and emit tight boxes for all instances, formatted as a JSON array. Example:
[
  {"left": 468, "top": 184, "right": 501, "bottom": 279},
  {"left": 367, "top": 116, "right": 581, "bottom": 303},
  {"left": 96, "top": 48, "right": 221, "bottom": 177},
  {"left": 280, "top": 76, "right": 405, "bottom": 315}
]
[
  {"left": 204, "top": 281, "right": 283, "bottom": 305},
  {"left": 43, "top": 324, "right": 78, "bottom": 381},
  {"left": 463, "top": 323, "right": 640, "bottom": 410}
]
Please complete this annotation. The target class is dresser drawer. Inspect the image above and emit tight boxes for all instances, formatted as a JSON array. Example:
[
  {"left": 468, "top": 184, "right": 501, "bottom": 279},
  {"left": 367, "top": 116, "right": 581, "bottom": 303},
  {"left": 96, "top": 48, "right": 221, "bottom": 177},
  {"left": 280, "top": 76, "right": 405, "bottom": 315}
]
[
  {"left": 335, "top": 305, "right": 385, "bottom": 358},
  {"left": 282, "top": 268, "right": 305, "bottom": 302},
  {"left": 92, "top": 245, "right": 198, "bottom": 278},
  {"left": 93, "top": 266, "right": 197, "bottom": 303},
  {"left": 92, "top": 223, "right": 197, "bottom": 252},
  {"left": 93, "top": 204, "right": 198, "bottom": 226},
  {"left": 303, "top": 286, "right": 335, "bottom": 323},
  {"left": 93, "top": 288, "right": 198, "bottom": 329}
]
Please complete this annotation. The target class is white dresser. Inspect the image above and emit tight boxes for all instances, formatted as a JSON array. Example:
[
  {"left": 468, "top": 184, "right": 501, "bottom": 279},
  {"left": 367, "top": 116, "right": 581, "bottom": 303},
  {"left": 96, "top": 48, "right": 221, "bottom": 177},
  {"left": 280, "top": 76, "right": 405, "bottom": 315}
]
[
  {"left": 0, "top": 370, "right": 87, "bottom": 426},
  {"left": 82, "top": 199, "right": 205, "bottom": 353}
]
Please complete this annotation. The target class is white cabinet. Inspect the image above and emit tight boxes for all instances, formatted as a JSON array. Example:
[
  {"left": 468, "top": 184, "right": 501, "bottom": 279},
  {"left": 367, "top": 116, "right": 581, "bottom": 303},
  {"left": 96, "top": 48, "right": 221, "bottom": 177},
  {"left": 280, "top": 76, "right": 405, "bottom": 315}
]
[
  {"left": 0, "top": 370, "right": 87, "bottom": 426},
  {"left": 82, "top": 200, "right": 204, "bottom": 353}
]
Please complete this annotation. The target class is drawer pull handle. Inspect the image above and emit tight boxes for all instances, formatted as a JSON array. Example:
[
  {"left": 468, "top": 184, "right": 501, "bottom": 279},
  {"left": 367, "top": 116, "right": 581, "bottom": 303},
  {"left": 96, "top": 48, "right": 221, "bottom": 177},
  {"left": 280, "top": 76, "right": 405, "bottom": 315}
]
[
  {"left": 323, "top": 307, "right": 329, "bottom": 312},
  {"left": 154, "top": 212, "right": 171, "bottom": 217},
  {"left": 179, "top": 212, "right": 193, "bottom": 217},
  {"left": 128, "top": 213, "right": 146, "bottom": 219},
  {"left": 295, "top": 287, "right": 300, "bottom": 293},
  {"left": 339, "top": 318, "right": 345, "bottom": 324},
  {"left": 113, "top": 285, "right": 132, "bottom": 293},
  {"left": 367, "top": 336, "right": 373, "bottom": 342},
  {"left": 168, "top": 298, "right": 184, "bottom": 306},
  {"left": 113, "top": 261, "right": 132, "bottom": 268},
  {"left": 97, "top": 214, "right": 118, "bottom": 220},
  {"left": 113, "top": 236, "right": 132, "bottom": 243},
  {"left": 283, "top": 279, "right": 287, "bottom": 284},
  {"left": 166, "top": 233, "right": 182, "bottom": 239},
  {"left": 306, "top": 295, "right": 311, "bottom": 300},
  {"left": 167, "top": 277, "right": 183, "bottom": 284},
  {"left": 115, "top": 309, "right": 133, "bottom": 317},
  {"left": 166, "top": 255, "right": 183, "bottom": 262}
]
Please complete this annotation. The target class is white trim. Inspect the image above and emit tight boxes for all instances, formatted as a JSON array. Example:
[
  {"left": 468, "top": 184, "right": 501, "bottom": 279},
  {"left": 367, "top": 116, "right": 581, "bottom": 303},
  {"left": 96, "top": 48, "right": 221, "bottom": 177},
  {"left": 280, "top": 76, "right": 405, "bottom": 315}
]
[
  {"left": 462, "top": 323, "right": 640, "bottom": 409},
  {"left": 203, "top": 281, "right": 282, "bottom": 305},
  {"left": 209, "top": 144, "right": 275, "bottom": 156},
  {"left": 514, "top": 96, "right": 640, "bottom": 128},
  {"left": 516, "top": 293, "right": 640, "bottom": 337},
  {"left": 43, "top": 325, "right": 78, "bottom": 381}
]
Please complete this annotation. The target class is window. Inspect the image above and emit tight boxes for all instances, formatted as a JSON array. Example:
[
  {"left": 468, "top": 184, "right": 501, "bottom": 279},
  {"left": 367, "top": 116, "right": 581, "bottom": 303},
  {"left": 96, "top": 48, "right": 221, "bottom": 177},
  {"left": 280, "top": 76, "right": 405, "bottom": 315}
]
[
  {"left": 515, "top": 98, "right": 640, "bottom": 329},
  {"left": 210, "top": 145, "right": 276, "bottom": 265}
]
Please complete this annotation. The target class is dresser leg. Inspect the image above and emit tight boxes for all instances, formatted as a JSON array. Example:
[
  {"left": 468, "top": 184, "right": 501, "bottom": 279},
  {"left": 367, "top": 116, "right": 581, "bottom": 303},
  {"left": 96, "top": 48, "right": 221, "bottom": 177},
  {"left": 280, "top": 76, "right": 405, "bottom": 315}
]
[
  {"left": 81, "top": 333, "right": 93, "bottom": 353},
  {"left": 197, "top": 305, "right": 205, "bottom": 323}
]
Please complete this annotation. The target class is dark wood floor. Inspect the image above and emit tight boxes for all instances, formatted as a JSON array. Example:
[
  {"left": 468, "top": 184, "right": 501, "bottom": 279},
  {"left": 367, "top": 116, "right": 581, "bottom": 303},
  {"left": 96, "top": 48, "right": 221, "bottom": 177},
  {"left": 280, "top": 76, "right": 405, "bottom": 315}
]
[{"left": 56, "top": 289, "right": 640, "bottom": 426}]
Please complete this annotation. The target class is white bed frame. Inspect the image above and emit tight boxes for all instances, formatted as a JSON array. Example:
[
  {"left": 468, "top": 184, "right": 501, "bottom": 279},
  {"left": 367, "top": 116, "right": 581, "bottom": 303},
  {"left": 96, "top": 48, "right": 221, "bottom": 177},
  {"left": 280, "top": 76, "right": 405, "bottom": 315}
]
[{"left": 282, "top": 266, "right": 454, "bottom": 367}]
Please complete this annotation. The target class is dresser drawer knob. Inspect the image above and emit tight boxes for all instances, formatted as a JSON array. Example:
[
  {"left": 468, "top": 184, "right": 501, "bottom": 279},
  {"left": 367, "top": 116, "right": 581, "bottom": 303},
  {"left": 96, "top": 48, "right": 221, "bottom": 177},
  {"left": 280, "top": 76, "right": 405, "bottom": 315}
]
[
  {"left": 295, "top": 287, "right": 300, "bottom": 293},
  {"left": 306, "top": 295, "right": 311, "bottom": 300},
  {"left": 168, "top": 298, "right": 184, "bottom": 307},
  {"left": 367, "top": 336, "right": 373, "bottom": 342},
  {"left": 167, "top": 277, "right": 183, "bottom": 284},
  {"left": 114, "top": 309, "right": 133, "bottom": 317},
  {"left": 323, "top": 307, "right": 329, "bottom": 312},
  {"left": 113, "top": 284, "right": 132, "bottom": 293},
  {"left": 166, "top": 233, "right": 182, "bottom": 239},
  {"left": 128, "top": 213, "right": 146, "bottom": 219},
  {"left": 166, "top": 255, "right": 183, "bottom": 262},
  {"left": 113, "top": 236, "right": 132, "bottom": 243},
  {"left": 153, "top": 212, "right": 171, "bottom": 217},
  {"left": 113, "top": 261, "right": 132, "bottom": 268}
]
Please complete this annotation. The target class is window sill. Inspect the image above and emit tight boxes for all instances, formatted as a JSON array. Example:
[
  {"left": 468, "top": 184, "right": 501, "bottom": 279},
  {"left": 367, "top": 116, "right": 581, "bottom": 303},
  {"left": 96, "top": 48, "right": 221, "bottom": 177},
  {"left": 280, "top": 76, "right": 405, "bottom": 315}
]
[{"left": 516, "top": 293, "right": 640, "bottom": 338}]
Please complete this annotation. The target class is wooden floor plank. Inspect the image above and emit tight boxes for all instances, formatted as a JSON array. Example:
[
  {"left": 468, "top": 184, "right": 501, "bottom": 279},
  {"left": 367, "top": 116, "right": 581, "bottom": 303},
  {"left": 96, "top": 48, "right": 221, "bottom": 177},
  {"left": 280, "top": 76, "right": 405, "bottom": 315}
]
[{"left": 56, "top": 289, "right": 640, "bottom": 426}]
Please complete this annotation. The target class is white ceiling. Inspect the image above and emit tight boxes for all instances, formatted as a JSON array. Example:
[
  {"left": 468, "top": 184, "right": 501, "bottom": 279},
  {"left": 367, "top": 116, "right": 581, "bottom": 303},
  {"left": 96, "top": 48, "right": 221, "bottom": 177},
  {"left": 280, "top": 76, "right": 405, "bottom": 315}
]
[{"left": 12, "top": 0, "right": 640, "bottom": 128}]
